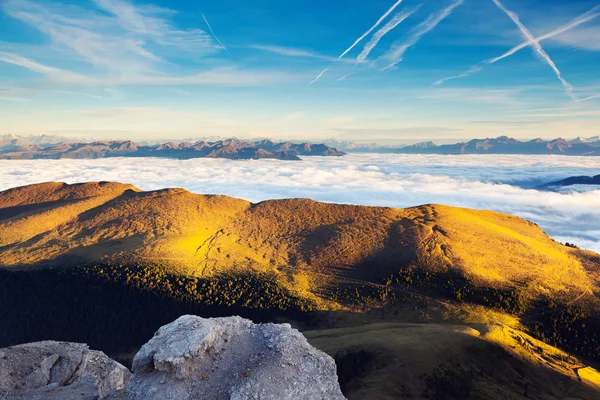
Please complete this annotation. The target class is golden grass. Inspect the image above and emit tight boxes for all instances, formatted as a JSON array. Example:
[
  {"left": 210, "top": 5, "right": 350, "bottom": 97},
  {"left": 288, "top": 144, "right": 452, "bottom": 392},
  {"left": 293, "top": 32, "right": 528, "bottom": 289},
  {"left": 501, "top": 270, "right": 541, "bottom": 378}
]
[
  {"left": 0, "top": 182, "right": 596, "bottom": 304},
  {"left": 426, "top": 205, "right": 591, "bottom": 293},
  {"left": 483, "top": 324, "right": 600, "bottom": 391}
]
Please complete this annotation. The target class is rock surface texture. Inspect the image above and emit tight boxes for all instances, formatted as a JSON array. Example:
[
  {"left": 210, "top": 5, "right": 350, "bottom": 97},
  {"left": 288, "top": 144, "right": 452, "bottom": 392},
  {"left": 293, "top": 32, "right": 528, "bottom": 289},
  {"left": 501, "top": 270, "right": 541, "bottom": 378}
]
[
  {"left": 0, "top": 341, "right": 131, "bottom": 400},
  {"left": 113, "top": 315, "right": 345, "bottom": 400},
  {"left": 0, "top": 316, "right": 345, "bottom": 399}
]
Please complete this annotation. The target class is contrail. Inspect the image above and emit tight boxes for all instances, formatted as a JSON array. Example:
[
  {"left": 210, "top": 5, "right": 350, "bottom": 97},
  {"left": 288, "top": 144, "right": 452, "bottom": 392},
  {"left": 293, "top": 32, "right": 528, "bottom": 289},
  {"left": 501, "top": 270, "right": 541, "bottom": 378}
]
[
  {"left": 335, "top": 72, "right": 354, "bottom": 83},
  {"left": 357, "top": 7, "right": 419, "bottom": 63},
  {"left": 309, "top": 0, "right": 405, "bottom": 85},
  {"left": 198, "top": 7, "right": 232, "bottom": 58},
  {"left": 435, "top": 5, "right": 600, "bottom": 85},
  {"left": 489, "top": 5, "right": 600, "bottom": 64},
  {"left": 379, "top": 0, "right": 464, "bottom": 71},
  {"left": 577, "top": 94, "right": 600, "bottom": 102},
  {"left": 334, "top": 6, "right": 416, "bottom": 85},
  {"left": 339, "top": 0, "right": 405, "bottom": 59},
  {"left": 434, "top": 66, "right": 483, "bottom": 85},
  {"left": 309, "top": 67, "right": 329, "bottom": 85},
  {"left": 491, "top": 0, "right": 574, "bottom": 99}
]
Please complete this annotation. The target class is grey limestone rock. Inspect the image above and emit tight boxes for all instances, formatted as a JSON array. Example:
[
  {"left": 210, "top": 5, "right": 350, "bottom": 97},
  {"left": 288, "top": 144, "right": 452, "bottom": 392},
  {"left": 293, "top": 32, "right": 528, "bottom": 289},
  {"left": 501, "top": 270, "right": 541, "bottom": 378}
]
[
  {"left": 0, "top": 341, "right": 131, "bottom": 400},
  {"left": 114, "top": 315, "right": 346, "bottom": 400},
  {"left": 0, "top": 316, "right": 345, "bottom": 399}
]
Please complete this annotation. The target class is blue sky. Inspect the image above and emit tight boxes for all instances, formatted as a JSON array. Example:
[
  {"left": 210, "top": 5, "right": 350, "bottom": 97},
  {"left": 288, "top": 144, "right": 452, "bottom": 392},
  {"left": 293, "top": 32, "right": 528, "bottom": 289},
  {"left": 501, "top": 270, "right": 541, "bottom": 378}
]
[{"left": 0, "top": 0, "right": 599, "bottom": 143}]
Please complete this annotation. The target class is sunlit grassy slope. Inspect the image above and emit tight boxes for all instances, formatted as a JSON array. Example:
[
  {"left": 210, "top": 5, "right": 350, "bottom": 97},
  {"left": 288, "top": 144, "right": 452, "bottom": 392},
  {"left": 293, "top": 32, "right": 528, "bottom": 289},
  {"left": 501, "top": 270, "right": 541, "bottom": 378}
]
[
  {"left": 428, "top": 205, "right": 591, "bottom": 293},
  {"left": 0, "top": 182, "right": 595, "bottom": 300}
]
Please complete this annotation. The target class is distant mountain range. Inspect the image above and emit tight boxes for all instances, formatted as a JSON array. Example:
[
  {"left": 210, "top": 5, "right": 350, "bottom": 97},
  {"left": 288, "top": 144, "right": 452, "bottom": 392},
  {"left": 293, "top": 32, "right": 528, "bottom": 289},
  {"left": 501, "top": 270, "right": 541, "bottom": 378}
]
[
  {"left": 2, "top": 134, "right": 600, "bottom": 157},
  {"left": 327, "top": 136, "right": 600, "bottom": 155},
  {"left": 396, "top": 136, "right": 600, "bottom": 155},
  {"left": 537, "top": 174, "right": 600, "bottom": 191},
  {"left": 0, "top": 137, "right": 345, "bottom": 160}
]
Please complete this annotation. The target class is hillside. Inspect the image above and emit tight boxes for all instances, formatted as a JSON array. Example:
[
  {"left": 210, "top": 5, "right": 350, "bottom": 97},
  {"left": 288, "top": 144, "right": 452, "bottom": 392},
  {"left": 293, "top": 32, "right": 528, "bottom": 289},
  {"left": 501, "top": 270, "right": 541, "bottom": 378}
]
[
  {"left": 306, "top": 323, "right": 600, "bottom": 399},
  {"left": 1, "top": 181, "right": 600, "bottom": 367},
  {"left": 0, "top": 182, "right": 593, "bottom": 294}
]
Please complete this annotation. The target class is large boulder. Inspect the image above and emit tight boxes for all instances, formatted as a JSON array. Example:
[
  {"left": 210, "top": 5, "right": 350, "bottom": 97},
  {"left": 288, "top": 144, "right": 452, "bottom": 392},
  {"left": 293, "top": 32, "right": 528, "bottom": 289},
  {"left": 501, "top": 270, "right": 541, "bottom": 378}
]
[
  {"left": 0, "top": 341, "right": 130, "bottom": 400},
  {"left": 114, "top": 315, "right": 346, "bottom": 400}
]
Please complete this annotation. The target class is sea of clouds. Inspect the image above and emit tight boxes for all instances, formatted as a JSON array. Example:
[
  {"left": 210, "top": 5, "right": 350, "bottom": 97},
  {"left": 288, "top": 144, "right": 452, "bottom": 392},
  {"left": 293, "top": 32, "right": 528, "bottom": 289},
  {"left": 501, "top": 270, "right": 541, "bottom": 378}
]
[{"left": 1, "top": 154, "right": 599, "bottom": 252}]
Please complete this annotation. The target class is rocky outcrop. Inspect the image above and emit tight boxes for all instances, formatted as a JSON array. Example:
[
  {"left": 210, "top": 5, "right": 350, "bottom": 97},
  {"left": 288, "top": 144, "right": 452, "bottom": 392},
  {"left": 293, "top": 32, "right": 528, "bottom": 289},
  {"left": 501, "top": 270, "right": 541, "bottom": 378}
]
[
  {"left": 0, "top": 341, "right": 130, "bottom": 400},
  {"left": 0, "top": 316, "right": 345, "bottom": 400},
  {"left": 113, "top": 315, "right": 345, "bottom": 400}
]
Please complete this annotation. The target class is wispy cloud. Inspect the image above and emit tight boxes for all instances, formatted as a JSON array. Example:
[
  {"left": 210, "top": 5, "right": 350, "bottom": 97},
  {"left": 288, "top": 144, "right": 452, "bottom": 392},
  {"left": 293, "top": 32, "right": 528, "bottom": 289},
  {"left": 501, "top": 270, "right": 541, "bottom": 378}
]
[
  {"left": 377, "top": 0, "right": 464, "bottom": 71},
  {"left": 199, "top": 9, "right": 232, "bottom": 58},
  {"left": 309, "top": 68, "right": 329, "bottom": 85},
  {"left": 578, "top": 94, "right": 600, "bottom": 103},
  {"left": 357, "top": 7, "right": 418, "bottom": 63},
  {"left": 335, "top": 72, "right": 354, "bottom": 83},
  {"left": 309, "top": 0, "right": 405, "bottom": 85},
  {"left": 491, "top": 0, "right": 575, "bottom": 100},
  {"left": 435, "top": 5, "right": 600, "bottom": 85},
  {"left": 418, "top": 87, "right": 523, "bottom": 105},
  {"left": 0, "top": 52, "right": 299, "bottom": 86},
  {"left": 3, "top": 0, "right": 166, "bottom": 74},
  {"left": 0, "top": 0, "right": 299, "bottom": 87},
  {"left": 0, "top": 52, "right": 92, "bottom": 83},
  {"left": 339, "top": 0, "right": 406, "bottom": 59},
  {"left": 1, "top": 0, "right": 225, "bottom": 80},
  {"left": 93, "top": 0, "right": 214, "bottom": 53},
  {"left": 489, "top": 6, "right": 600, "bottom": 64},
  {"left": 551, "top": 25, "right": 600, "bottom": 51},
  {"left": 249, "top": 45, "right": 355, "bottom": 64}
]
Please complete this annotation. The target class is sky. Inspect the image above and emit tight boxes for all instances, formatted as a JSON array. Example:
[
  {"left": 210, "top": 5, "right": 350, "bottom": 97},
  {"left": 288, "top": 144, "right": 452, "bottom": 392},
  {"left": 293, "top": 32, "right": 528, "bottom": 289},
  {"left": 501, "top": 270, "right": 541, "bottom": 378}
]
[
  {"left": 1, "top": 154, "right": 599, "bottom": 252},
  {"left": 0, "top": 0, "right": 599, "bottom": 143}
]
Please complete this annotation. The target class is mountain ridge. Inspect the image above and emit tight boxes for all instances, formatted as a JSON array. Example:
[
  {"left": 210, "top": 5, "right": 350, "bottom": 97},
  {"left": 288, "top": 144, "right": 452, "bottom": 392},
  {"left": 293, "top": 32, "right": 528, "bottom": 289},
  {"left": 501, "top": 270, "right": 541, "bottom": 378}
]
[
  {"left": 0, "top": 182, "right": 595, "bottom": 298},
  {"left": 536, "top": 174, "right": 600, "bottom": 191},
  {"left": 4, "top": 134, "right": 600, "bottom": 156},
  {"left": 0, "top": 139, "right": 345, "bottom": 160}
]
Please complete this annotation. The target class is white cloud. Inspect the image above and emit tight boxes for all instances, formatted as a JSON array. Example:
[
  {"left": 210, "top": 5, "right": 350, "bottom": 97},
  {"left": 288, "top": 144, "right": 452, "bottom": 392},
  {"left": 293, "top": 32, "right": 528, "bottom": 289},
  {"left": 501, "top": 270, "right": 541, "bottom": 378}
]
[
  {"left": 338, "top": 0, "right": 406, "bottom": 59},
  {"left": 309, "top": 68, "right": 329, "bottom": 85},
  {"left": 377, "top": 0, "right": 464, "bottom": 70},
  {"left": 418, "top": 87, "right": 523, "bottom": 105},
  {"left": 550, "top": 25, "right": 600, "bottom": 51},
  {"left": 248, "top": 45, "right": 356, "bottom": 64},
  {"left": 435, "top": 5, "right": 600, "bottom": 85},
  {"left": 357, "top": 8, "right": 417, "bottom": 63},
  {"left": 199, "top": 10, "right": 232, "bottom": 57},
  {"left": 3, "top": 0, "right": 166, "bottom": 74},
  {"left": 491, "top": 0, "right": 574, "bottom": 100},
  {"left": 1, "top": 154, "right": 599, "bottom": 252},
  {"left": 0, "top": 0, "right": 275, "bottom": 87},
  {"left": 0, "top": 52, "right": 298, "bottom": 86},
  {"left": 0, "top": 52, "right": 93, "bottom": 84},
  {"left": 308, "top": 0, "right": 406, "bottom": 84}
]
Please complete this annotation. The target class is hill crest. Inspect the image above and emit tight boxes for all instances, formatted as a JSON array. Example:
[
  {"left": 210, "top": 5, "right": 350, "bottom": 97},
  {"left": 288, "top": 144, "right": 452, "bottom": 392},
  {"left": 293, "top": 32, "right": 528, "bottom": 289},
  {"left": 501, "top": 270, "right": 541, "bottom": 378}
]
[{"left": 0, "top": 182, "right": 595, "bottom": 302}]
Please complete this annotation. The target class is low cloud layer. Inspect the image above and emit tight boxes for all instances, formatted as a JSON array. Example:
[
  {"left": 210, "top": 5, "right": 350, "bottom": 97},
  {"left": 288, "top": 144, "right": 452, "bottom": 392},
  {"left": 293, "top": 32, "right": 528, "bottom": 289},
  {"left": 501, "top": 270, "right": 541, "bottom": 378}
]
[{"left": 1, "top": 154, "right": 599, "bottom": 252}]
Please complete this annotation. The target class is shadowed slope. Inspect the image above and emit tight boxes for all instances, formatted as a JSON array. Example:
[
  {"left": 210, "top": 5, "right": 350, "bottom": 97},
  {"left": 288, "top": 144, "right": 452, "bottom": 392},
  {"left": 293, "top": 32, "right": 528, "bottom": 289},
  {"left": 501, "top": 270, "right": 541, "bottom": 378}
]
[{"left": 306, "top": 323, "right": 600, "bottom": 400}]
